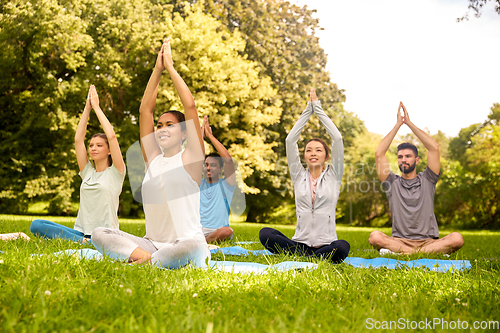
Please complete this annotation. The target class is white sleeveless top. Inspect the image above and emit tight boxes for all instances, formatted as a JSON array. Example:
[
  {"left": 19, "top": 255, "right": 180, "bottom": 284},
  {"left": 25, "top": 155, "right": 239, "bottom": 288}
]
[{"left": 141, "top": 150, "right": 203, "bottom": 245}]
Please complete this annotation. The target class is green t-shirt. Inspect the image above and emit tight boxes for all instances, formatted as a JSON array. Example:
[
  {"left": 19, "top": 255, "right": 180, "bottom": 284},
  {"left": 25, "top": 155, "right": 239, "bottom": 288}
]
[{"left": 74, "top": 162, "right": 125, "bottom": 235}]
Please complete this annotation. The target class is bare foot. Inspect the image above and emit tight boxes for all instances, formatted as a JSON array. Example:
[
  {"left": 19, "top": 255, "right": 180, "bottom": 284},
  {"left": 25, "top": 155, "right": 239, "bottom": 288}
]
[{"left": 129, "top": 247, "right": 153, "bottom": 264}]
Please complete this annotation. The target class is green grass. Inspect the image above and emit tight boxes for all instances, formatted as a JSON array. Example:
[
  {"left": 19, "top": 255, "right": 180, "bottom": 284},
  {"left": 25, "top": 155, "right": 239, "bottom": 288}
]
[{"left": 1, "top": 215, "right": 499, "bottom": 332}]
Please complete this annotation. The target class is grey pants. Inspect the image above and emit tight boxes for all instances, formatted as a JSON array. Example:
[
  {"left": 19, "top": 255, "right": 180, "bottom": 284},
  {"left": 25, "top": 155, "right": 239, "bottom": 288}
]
[{"left": 91, "top": 228, "right": 210, "bottom": 269}]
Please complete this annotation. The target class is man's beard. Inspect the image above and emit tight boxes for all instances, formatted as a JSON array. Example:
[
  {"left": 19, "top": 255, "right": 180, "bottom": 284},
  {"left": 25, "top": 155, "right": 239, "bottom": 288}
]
[{"left": 399, "top": 161, "right": 416, "bottom": 174}]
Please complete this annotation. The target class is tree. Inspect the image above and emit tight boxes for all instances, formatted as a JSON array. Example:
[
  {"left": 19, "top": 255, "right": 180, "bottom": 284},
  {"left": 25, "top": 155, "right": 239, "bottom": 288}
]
[
  {"left": 337, "top": 131, "right": 389, "bottom": 226},
  {"left": 0, "top": 0, "right": 281, "bottom": 215},
  {"left": 458, "top": 0, "right": 500, "bottom": 21},
  {"left": 435, "top": 103, "right": 500, "bottom": 229},
  {"left": 156, "top": 4, "right": 282, "bottom": 195},
  {"left": 196, "top": 0, "right": 365, "bottom": 222},
  {"left": 0, "top": 0, "right": 92, "bottom": 214}
]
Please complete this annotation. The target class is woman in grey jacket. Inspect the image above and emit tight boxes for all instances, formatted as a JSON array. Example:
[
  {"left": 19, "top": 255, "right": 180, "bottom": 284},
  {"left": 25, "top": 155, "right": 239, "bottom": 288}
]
[{"left": 259, "top": 88, "right": 350, "bottom": 263}]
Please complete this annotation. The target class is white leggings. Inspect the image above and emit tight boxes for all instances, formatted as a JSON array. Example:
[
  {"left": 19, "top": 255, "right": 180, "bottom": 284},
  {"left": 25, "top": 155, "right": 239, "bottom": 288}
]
[{"left": 91, "top": 227, "right": 210, "bottom": 269}]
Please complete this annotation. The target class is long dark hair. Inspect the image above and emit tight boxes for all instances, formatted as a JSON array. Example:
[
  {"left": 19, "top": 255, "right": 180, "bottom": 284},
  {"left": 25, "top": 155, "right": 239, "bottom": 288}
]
[
  {"left": 91, "top": 133, "right": 112, "bottom": 167},
  {"left": 305, "top": 138, "right": 330, "bottom": 159}
]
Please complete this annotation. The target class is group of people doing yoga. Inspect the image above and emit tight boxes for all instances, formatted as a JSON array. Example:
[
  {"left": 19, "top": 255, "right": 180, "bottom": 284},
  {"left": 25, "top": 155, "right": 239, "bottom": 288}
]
[{"left": 2, "top": 39, "right": 464, "bottom": 268}]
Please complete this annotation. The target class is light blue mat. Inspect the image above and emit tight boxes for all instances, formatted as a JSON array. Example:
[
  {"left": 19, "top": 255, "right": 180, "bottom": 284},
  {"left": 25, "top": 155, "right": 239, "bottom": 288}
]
[
  {"left": 34, "top": 248, "right": 104, "bottom": 260},
  {"left": 344, "top": 257, "right": 471, "bottom": 273},
  {"left": 210, "top": 260, "right": 317, "bottom": 274},
  {"left": 37, "top": 248, "right": 315, "bottom": 273},
  {"left": 210, "top": 246, "right": 273, "bottom": 256},
  {"left": 210, "top": 246, "right": 471, "bottom": 273},
  {"left": 34, "top": 246, "right": 267, "bottom": 258},
  {"left": 35, "top": 248, "right": 471, "bottom": 273}
]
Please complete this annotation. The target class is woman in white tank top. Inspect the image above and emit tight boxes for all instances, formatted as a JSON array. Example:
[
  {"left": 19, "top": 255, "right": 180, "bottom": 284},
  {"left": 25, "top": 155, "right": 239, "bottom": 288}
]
[{"left": 92, "top": 39, "right": 209, "bottom": 269}]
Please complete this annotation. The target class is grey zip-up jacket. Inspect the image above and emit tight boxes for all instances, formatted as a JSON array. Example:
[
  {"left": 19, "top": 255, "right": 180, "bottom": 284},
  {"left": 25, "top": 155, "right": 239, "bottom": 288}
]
[{"left": 285, "top": 100, "right": 344, "bottom": 247}]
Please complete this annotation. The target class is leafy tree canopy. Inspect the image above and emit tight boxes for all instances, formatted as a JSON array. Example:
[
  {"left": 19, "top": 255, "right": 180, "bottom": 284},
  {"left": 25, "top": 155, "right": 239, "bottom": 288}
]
[
  {"left": 436, "top": 103, "right": 500, "bottom": 229},
  {"left": 0, "top": 0, "right": 281, "bottom": 214},
  {"left": 190, "top": 0, "right": 365, "bottom": 221}
]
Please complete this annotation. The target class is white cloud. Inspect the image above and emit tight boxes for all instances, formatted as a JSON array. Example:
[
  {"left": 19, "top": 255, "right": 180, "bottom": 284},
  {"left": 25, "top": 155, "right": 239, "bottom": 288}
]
[{"left": 294, "top": 0, "right": 500, "bottom": 136}]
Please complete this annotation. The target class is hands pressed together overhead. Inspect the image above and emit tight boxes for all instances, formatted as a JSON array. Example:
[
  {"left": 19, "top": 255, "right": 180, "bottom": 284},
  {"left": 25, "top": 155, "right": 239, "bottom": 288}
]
[
  {"left": 397, "top": 101, "right": 411, "bottom": 127},
  {"left": 155, "top": 38, "right": 174, "bottom": 72},
  {"left": 84, "top": 84, "right": 101, "bottom": 112},
  {"left": 309, "top": 88, "right": 319, "bottom": 102},
  {"left": 202, "top": 115, "right": 213, "bottom": 139}
]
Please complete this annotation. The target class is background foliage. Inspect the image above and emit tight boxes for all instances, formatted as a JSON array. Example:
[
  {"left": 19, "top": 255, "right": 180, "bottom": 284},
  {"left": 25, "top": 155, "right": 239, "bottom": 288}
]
[{"left": 1, "top": 0, "right": 498, "bottom": 229}]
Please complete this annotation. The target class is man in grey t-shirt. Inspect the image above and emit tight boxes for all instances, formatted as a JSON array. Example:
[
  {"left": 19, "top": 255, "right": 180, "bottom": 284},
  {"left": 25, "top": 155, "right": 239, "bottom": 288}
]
[{"left": 369, "top": 102, "right": 464, "bottom": 255}]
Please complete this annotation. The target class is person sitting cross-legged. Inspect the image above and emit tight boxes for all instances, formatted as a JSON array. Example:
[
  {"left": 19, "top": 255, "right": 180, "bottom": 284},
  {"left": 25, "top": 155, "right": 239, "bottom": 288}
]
[
  {"left": 91, "top": 38, "right": 209, "bottom": 269},
  {"left": 200, "top": 116, "right": 236, "bottom": 244},
  {"left": 30, "top": 85, "right": 125, "bottom": 243},
  {"left": 369, "top": 101, "right": 464, "bottom": 255},
  {"left": 259, "top": 88, "right": 350, "bottom": 263}
]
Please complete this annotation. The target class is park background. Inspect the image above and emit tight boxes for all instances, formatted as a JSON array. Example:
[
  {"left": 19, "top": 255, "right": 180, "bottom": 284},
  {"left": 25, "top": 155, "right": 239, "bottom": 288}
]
[
  {"left": 1, "top": 1, "right": 500, "bottom": 332},
  {"left": 1, "top": 0, "right": 499, "bottom": 230}
]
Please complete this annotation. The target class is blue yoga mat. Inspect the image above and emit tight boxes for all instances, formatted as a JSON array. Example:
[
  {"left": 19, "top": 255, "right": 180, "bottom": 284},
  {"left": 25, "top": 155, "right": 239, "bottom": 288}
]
[
  {"left": 210, "top": 246, "right": 471, "bottom": 273},
  {"left": 35, "top": 247, "right": 471, "bottom": 273},
  {"left": 344, "top": 257, "right": 471, "bottom": 273},
  {"left": 210, "top": 246, "right": 273, "bottom": 256},
  {"left": 37, "top": 248, "right": 315, "bottom": 273},
  {"left": 33, "top": 248, "right": 104, "bottom": 260},
  {"left": 33, "top": 246, "right": 264, "bottom": 258},
  {"left": 210, "top": 260, "right": 317, "bottom": 274}
]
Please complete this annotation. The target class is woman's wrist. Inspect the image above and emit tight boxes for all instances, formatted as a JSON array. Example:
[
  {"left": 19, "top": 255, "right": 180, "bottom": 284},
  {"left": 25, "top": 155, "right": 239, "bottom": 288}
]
[
  {"left": 153, "top": 66, "right": 164, "bottom": 75},
  {"left": 164, "top": 64, "right": 176, "bottom": 74}
]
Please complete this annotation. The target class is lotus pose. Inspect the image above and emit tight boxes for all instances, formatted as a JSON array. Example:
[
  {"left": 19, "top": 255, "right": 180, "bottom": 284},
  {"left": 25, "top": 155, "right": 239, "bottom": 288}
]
[
  {"left": 92, "top": 39, "right": 209, "bottom": 269},
  {"left": 259, "top": 88, "right": 350, "bottom": 263},
  {"left": 30, "top": 85, "right": 125, "bottom": 243},
  {"left": 369, "top": 102, "right": 464, "bottom": 255},
  {"left": 200, "top": 116, "right": 236, "bottom": 243}
]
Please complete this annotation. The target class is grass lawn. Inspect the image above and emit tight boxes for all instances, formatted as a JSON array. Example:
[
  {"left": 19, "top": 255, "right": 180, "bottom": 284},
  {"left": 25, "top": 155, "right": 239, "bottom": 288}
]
[{"left": 1, "top": 214, "right": 499, "bottom": 332}]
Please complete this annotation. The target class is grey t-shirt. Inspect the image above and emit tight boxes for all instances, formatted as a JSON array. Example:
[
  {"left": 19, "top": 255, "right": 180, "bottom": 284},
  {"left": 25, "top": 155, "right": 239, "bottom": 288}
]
[{"left": 382, "top": 168, "right": 440, "bottom": 240}]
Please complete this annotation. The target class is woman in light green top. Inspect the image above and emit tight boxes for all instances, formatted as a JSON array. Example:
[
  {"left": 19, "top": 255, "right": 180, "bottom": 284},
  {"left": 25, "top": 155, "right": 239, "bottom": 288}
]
[{"left": 30, "top": 85, "right": 125, "bottom": 243}]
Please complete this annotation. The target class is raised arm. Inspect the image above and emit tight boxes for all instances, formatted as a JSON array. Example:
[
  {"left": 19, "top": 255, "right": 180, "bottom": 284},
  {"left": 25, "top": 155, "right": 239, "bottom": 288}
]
[
  {"left": 310, "top": 88, "right": 344, "bottom": 182},
  {"left": 401, "top": 102, "right": 440, "bottom": 174},
  {"left": 89, "top": 85, "right": 125, "bottom": 174},
  {"left": 162, "top": 39, "right": 204, "bottom": 183},
  {"left": 286, "top": 97, "right": 314, "bottom": 182},
  {"left": 139, "top": 43, "right": 165, "bottom": 166},
  {"left": 203, "top": 116, "right": 235, "bottom": 186},
  {"left": 75, "top": 89, "right": 92, "bottom": 172},
  {"left": 375, "top": 102, "right": 404, "bottom": 182}
]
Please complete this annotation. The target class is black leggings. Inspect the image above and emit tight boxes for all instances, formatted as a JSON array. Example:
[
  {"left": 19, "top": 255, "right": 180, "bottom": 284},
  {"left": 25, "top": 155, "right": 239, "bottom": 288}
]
[{"left": 259, "top": 227, "right": 350, "bottom": 264}]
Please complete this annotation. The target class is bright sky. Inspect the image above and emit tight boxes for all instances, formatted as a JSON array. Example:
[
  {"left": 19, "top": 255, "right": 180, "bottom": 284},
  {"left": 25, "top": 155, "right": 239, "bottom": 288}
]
[{"left": 293, "top": 0, "right": 500, "bottom": 137}]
